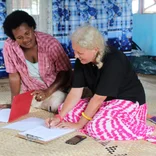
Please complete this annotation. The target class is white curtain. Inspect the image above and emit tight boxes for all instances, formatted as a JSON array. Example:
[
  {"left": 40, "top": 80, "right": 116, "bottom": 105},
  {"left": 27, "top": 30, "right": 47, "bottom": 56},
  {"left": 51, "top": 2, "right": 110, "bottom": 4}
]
[{"left": 6, "top": 0, "right": 52, "bottom": 35}]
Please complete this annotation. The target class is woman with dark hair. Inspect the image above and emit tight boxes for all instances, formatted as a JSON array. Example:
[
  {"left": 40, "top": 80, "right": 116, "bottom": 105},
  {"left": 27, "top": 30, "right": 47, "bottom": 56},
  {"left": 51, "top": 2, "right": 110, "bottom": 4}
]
[
  {"left": 46, "top": 25, "right": 156, "bottom": 143},
  {"left": 3, "top": 10, "right": 36, "bottom": 40},
  {"left": 2, "top": 10, "right": 72, "bottom": 112}
]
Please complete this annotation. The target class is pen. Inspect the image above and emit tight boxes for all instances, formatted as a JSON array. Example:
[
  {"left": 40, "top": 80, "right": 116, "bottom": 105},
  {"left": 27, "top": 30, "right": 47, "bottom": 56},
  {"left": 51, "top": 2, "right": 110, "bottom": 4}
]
[{"left": 49, "top": 106, "right": 52, "bottom": 128}]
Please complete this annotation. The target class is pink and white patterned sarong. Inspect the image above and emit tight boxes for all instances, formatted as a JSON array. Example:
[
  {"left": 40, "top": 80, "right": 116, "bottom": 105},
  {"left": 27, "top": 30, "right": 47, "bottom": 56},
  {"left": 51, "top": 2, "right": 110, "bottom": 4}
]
[{"left": 58, "top": 98, "right": 156, "bottom": 143}]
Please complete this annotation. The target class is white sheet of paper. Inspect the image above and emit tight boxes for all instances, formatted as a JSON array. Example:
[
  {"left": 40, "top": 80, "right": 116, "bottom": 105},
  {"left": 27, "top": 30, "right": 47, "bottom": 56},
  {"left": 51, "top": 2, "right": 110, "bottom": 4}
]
[
  {"left": 2, "top": 117, "right": 45, "bottom": 131},
  {"left": 0, "top": 108, "right": 11, "bottom": 122},
  {"left": 19, "top": 125, "right": 75, "bottom": 142}
]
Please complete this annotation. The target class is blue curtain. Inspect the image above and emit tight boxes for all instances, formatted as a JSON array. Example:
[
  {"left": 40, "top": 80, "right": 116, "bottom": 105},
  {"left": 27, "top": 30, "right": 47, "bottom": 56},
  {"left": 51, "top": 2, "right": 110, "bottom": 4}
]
[
  {"left": 0, "top": 0, "right": 7, "bottom": 77},
  {"left": 52, "top": 0, "right": 132, "bottom": 58}
]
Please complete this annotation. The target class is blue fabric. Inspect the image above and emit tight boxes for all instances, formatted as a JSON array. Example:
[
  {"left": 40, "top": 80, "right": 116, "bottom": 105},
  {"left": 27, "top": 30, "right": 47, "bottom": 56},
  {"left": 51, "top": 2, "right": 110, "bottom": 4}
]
[
  {"left": 0, "top": 0, "right": 7, "bottom": 78},
  {"left": 52, "top": 0, "right": 132, "bottom": 58},
  {"left": 0, "top": 49, "right": 8, "bottom": 77}
]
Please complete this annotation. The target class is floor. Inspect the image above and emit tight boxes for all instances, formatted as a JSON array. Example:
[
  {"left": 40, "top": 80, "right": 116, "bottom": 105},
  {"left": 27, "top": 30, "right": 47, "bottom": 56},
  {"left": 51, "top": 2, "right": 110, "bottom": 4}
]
[
  {"left": 138, "top": 74, "right": 156, "bottom": 115},
  {"left": 0, "top": 78, "right": 10, "bottom": 104}
]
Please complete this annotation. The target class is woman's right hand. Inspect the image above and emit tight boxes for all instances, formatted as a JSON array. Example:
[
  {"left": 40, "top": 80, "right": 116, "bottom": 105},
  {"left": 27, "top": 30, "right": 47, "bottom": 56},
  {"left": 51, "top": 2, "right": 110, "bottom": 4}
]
[{"left": 45, "top": 116, "right": 61, "bottom": 128}]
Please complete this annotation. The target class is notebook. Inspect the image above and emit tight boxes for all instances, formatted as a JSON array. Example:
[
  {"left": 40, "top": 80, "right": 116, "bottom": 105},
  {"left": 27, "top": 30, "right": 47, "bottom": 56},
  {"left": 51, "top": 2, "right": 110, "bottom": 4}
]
[
  {"left": 0, "top": 108, "right": 11, "bottom": 122},
  {"left": 18, "top": 125, "right": 75, "bottom": 144},
  {"left": 0, "top": 91, "right": 33, "bottom": 123},
  {"left": 2, "top": 117, "right": 45, "bottom": 131}
]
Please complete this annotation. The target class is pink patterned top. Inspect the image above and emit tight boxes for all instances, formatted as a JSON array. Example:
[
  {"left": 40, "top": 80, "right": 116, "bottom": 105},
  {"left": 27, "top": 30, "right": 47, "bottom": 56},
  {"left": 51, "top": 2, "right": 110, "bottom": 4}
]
[{"left": 3, "top": 31, "right": 71, "bottom": 92}]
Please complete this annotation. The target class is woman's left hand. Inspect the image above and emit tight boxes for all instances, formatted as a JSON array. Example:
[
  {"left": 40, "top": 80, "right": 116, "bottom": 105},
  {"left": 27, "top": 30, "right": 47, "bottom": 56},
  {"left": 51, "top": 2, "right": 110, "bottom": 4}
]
[
  {"left": 31, "top": 89, "right": 50, "bottom": 101},
  {"left": 56, "top": 122, "right": 84, "bottom": 130}
]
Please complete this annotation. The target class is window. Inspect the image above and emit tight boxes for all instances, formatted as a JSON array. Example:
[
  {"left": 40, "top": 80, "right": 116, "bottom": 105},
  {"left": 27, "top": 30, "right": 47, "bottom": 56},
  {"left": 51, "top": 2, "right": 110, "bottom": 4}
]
[
  {"left": 132, "top": 0, "right": 156, "bottom": 14},
  {"left": 12, "top": 0, "right": 39, "bottom": 15},
  {"left": 144, "top": 0, "right": 156, "bottom": 13},
  {"left": 6, "top": 0, "right": 52, "bottom": 34},
  {"left": 132, "top": 0, "right": 139, "bottom": 14}
]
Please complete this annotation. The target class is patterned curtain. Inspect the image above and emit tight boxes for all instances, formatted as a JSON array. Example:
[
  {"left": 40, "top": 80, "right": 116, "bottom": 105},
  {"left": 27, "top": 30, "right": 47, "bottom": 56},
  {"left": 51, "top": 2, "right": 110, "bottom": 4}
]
[
  {"left": 52, "top": 0, "right": 132, "bottom": 58},
  {"left": 0, "top": 0, "right": 7, "bottom": 77}
]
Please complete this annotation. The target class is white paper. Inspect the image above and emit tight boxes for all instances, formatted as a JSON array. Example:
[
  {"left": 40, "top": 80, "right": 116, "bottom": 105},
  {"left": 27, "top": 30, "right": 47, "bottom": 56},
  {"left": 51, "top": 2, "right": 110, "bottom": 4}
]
[
  {"left": 2, "top": 117, "right": 45, "bottom": 131},
  {"left": 19, "top": 125, "right": 75, "bottom": 142},
  {"left": 0, "top": 108, "right": 11, "bottom": 122}
]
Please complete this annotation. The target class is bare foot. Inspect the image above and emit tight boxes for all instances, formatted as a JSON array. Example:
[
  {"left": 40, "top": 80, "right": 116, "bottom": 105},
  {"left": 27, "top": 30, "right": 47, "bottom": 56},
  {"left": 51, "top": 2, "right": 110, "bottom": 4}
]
[{"left": 0, "top": 104, "right": 11, "bottom": 109}]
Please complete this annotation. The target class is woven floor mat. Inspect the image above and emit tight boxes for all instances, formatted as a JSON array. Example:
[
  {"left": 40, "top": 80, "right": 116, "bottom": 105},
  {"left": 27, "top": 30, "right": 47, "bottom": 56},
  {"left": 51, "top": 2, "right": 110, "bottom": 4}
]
[
  {"left": 0, "top": 82, "right": 10, "bottom": 92},
  {"left": 0, "top": 108, "right": 107, "bottom": 156},
  {"left": 0, "top": 82, "right": 11, "bottom": 104},
  {"left": 0, "top": 131, "right": 107, "bottom": 156},
  {"left": 0, "top": 108, "right": 156, "bottom": 156},
  {"left": 97, "top": 139, "right": 156, "bottom": 156},
  {"left": 0, "top": 92, "right": 11, "bottom": 104}
]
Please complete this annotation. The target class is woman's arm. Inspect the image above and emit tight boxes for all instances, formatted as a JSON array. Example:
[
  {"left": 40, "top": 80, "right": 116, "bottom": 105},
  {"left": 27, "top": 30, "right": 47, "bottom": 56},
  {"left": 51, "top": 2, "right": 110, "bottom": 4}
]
[
  {"left": 45, "top": 87, "right": 83, "bottom": 127},
  {"left": 78, "top": 94, "right": 107, "bottom": 128},
  {"left": 9, "top": 73, "right": 21, "bottom": 102},
  {"left": 54, "top": 94, "right": 107, "bottom": 130},
  {"left": 59, "top": 87, "right": 83, "bottom": 117},
  {"left": 40, "top": 38, "right": 72, "bottom": 99},
  {"left": 32, "top": 70, "right": 72, "bottom": 101},
  {"left": 45, "top": 70, "right": 72, "bottom": 96}
]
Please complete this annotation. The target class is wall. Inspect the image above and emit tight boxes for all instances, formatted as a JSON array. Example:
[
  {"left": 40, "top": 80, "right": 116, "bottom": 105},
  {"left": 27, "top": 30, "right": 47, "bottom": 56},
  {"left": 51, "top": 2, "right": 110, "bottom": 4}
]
[{"left": 132, "top": 14, "right": 156, "bottom": 56}]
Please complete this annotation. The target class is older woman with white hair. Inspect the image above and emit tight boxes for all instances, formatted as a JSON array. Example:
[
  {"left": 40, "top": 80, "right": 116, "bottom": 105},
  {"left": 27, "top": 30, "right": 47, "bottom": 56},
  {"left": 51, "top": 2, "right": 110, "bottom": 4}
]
[{"left": 46, "top": 25, "right": 156, "bottom": 143}]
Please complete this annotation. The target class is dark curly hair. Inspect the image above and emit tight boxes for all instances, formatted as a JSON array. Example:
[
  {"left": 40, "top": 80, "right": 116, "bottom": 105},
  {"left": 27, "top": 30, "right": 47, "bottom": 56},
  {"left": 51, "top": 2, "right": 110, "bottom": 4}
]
[{"left": 3, "top": 10, "right": 36, "bottom": 40}]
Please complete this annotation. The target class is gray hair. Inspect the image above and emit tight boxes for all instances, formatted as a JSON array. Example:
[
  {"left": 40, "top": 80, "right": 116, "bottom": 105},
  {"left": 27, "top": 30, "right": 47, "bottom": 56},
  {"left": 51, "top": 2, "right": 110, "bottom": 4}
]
[{"left": 71, "top": 25, "right": 106, "bottom": 69}]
